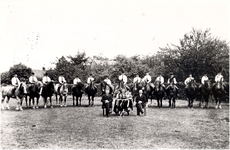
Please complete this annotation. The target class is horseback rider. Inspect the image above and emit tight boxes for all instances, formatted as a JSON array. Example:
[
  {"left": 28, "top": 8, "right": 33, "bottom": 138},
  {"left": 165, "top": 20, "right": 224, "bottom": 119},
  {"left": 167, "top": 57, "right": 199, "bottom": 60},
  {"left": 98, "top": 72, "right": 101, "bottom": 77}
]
[
  {"left": 184, "top": 74, "right": 195, "bottom": 89},
  {"left": 142, "top": 72, "right": 154, "bottom": 89},
  {"left": 73, "top": 75, "right": 81, "bottom": 87},
  {"left": 104, "top": 75, "right": 114, "bottom": 92},
  {"left": 155, "top": 73, "right": 165, "bottom": 89},
  {"left": 29, "top": 72, "right": 38, "bottom": 84},
  {"left": 214, "top": 72, "right": 226, "bottom": 90},
  {"left": 11, "top": 74, "right": 21, "bottom": 96},
  {"left": 133, "top": 73, "right": 141, "bottom": 84},
  {"left": 118, "top": 71, "right": 130, "bottom": 91},
  {"left": 166, "top": 73, "right": 178, "bottom": 90},
  {"left": 86, "top": 73, "right": 97, "bottom": 89},
  {"left": 57, "top": 73, "right": 67, "bottom": 92},
  {"left": 199, "top": 74, "right": 209, "bottom": 88},
  {"left": 40, "top": 72, "right": 51, "bottom": 95}
]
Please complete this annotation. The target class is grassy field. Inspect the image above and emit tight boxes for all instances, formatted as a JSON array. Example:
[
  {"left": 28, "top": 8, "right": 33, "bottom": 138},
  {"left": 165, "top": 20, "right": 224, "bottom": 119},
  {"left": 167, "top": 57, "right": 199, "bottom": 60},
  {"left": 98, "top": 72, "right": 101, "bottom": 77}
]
[{"left": 1, "top": 95, "right": 229, "bottom": 149}]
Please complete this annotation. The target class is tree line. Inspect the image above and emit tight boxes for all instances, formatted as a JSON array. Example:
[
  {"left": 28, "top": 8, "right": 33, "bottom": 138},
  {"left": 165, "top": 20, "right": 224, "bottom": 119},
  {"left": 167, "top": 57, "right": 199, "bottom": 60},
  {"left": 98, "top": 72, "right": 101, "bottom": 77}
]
[{"left": 1, "top": 28, "right": 229, "bottom": 85}]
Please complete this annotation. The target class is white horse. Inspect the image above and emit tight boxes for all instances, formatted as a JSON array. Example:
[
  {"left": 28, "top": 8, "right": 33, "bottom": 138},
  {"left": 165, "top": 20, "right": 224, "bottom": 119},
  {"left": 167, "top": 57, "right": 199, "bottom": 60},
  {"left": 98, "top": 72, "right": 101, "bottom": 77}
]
[{"left": 1, "top": 82, "right": 27, "bottom": 111}]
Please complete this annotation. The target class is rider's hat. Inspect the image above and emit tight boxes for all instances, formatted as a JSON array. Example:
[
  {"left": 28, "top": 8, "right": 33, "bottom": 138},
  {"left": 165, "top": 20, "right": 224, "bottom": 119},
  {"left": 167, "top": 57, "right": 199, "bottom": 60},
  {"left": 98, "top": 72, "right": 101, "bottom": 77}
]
[{"left": 14, "top": 74, "right": 17, "bottom": 77}]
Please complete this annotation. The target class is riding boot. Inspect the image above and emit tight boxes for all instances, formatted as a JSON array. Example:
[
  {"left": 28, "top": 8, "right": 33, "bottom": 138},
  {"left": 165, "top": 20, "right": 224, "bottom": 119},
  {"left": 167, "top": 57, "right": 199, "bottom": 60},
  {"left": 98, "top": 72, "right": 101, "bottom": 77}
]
[{"left": 39, "top": 87, "right": 43, "bottom": 95}]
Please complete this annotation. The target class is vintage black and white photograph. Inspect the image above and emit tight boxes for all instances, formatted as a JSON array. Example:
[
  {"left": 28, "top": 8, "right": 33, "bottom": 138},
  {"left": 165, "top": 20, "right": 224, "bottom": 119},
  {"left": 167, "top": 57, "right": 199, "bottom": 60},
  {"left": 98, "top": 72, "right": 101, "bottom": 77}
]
[{"left": 0, "top": 0, "right": 229, "bottom": 149}]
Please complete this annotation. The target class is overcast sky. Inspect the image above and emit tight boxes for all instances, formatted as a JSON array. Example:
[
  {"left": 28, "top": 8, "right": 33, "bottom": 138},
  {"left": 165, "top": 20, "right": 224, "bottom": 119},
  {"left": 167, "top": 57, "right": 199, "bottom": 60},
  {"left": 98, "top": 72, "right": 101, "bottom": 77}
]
[{"left": 0, "top": 0, "right": 229, "bottom": 72}]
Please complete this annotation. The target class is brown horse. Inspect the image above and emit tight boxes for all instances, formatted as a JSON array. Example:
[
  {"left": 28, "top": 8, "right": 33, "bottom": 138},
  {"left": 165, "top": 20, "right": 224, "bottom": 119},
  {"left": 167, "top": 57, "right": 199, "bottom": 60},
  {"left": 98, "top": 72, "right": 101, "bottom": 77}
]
[
  {"left": 72, "top": 82, "right": 84, "bottom": 106},
  {"left": 1, "top": 82, "right": 27, "bottom": 111},
  {"left": 153, "top": 81, "right": 165, "bottom": 108},
  {"left": 166, "top": 82, "right": 178, "bottom": 108},
  {"left": 185, "top": 79, "right": 197, "bottom": 109},
  {"left": 213, "top": 81, "right": 225, "bottom": 109},
  {"left": 85, "top": 81, "right": 97, "bottom": 106},
  {"left": 198, "top": 80, "right": 212, "bottom": 108},
  {"left": 25, "top": 81, "right": 43, "bottom": 109}
]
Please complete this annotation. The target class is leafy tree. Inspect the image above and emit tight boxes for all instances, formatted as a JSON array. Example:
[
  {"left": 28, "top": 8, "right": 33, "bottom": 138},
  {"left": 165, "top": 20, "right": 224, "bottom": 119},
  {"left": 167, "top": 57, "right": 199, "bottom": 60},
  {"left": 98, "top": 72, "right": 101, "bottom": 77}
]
[
  {"left": 160, "top": 28, "right": 229, "bottom": 82},
  {"left": 8, "top": 63, "right": 32, "bottom": 82}
]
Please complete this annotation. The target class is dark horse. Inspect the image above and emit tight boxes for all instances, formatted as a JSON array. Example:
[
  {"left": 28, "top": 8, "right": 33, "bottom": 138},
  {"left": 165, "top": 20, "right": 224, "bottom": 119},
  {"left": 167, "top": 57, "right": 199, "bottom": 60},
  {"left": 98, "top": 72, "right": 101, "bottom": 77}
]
[
  {"left": 166, "top": 82, "right": 178, "bottom": 108},
  {"left": 185, "top": 79, "right": 197, "bottom": 109},
  {"left": 85, "top": 81, "right": 97, "bottom": 106},
  {"left": 212, "top": 81, "right": 225, "bottom": 109},
  {"left": 153, "top": 81, "right": 165, "bottom": 108},
  {"left": 198, "top": 80, "right": 212, "bottom": 108},
  {"left": 41, "top": 81, "right": 55, "bottom": 108},
  {"left": 141, "top": 81, "right": 154, "bottom": 106},
  {"left": 72, "top": 82, "right": 84, "bottom": 106},
  {"left": 25, "top": 81, "right": 43, "bottom": 109}
]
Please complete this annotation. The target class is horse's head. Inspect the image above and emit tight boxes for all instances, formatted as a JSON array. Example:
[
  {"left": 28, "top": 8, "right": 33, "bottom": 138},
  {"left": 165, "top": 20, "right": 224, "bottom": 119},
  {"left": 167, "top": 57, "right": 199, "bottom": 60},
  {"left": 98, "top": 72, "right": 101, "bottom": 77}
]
[
  {"left": 19, "top": 82, "right": 27, "bottom": 95},
  {"left": 216, "top": 81, "right": 223, "bottom": 90},
  {"left": 90, "top": 81, "right": 95, "bottom": 89}
]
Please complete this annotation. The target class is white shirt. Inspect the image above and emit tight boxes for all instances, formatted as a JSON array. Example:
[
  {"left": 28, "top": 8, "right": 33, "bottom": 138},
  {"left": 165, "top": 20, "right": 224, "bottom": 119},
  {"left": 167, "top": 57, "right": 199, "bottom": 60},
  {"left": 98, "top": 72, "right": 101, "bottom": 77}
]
[
  {"left": 42, "top": 76, "right": 51, "bottom": 84},
  {"left": 87, "top": 76, "right": 94, "bottom": 84},
  {"left": 215, "top": 74, "right": 224, "bottom": 82},
  {"left": 155, "top": 76, "right": 164, "bottom": 84},
  {"left": 143, "top": 75, "right": 151, "bottom": 83},
  {"left": 184, "top": 77, "right": 194, "bottom": 85},
  {"left": 11, "top": 77, "right": 20, "bottom": 86},
  {"left": 167, "top": 77, "right": 177, "bottom": 84},
  {"left": 58, "top": 76, "right": 66, "bottom": 84},
  {"left": 201, "top": 76, "right": 209, "bottom": 84},
  {"left": 73, "top": 78, "right": 81, "bottom": 84},
  {"left": 29, "top": 75, "right": 38, "bottom": 83},
  {"left": 133, "top": 77, "right": 141, "bottom": 83},
  {"left": 104, "top": 78, "right": 112, "bottom": 85},
  {"left": 118, "top": 74, "right": 127, "bottom": 84}
]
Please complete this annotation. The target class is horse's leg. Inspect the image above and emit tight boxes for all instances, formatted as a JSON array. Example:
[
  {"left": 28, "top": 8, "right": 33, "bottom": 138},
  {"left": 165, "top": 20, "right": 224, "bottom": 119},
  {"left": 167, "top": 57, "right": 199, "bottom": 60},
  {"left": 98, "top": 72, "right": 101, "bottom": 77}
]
[
  {"left": 25, "top": 96, "right": 28, "bottom": 107},
  {"left": 36, "top": 96, "right": 39, "bottom": 109},
  {"left": 157, "top": 98, "right": 160, "bottom": 108},
  {"left": 59, "top": 95, "right": 63, "bottom": 107},
  {"left": 44, "top": 97, "right": 47, "bottom": 108},
  {"left": 169, "top": 97, "right": 171, "bottom": 108},
  {"left": 219, "top": 96, "right": 222, "bottom": 109},
  {"left": 64, "top": 96, "right": 67, "bottom": 107},
  {"left": 92, "top": 96, "right": 94, "bottom": 106},
  {"left": 173, "top": 97, "right": 176, "bottom": 108},
  {"left": 88, "top": 95, "right": 90, "bottom": 106},
  {"left": 32, "top": 97, "right": 35, "bottom": 109},
  {"left": 73, "top": 95, "right": 75, "bottom": 106},
  {"left": 79, "top": 96, "right": 82, "bottom": 106},
  {"left": 50, "top": 96, "right": 53, "bottom": 108},
  {"left": 1, "top": 96, "right": 5, "bottom": 110}
]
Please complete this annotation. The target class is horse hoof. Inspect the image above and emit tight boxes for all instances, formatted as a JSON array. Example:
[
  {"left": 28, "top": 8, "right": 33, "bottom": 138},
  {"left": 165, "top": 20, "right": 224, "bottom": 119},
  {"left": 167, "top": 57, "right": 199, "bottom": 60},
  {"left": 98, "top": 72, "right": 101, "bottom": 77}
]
[
  {"left": 16, "top": 107, "right": 19, "bottom": 111},
  {"left": 60, "top": 105, "right": 62, "bottom": 107},
  {"left": 36, "top": 106, "right": 39, "bottom": 109},
  {"left": 19, "top": 107, "right": 23, "bottom": 111},
  {"left": 32, "top": 107, "right": 35, "bottom": 109},
  {"left": 215, "top": 106, "right": 218, "bottom": 109},
  {"left": 64, "top": 105, "right": 67, "bottom": 107},
  {"left": 51, "top": 106, "right": 53, "bottom": 108},
  {"left": 219, "top": 105, "right": 222, "bottom": 109},
  {"left": 44, "top": 106, "right": 47, "bottom": 109}
]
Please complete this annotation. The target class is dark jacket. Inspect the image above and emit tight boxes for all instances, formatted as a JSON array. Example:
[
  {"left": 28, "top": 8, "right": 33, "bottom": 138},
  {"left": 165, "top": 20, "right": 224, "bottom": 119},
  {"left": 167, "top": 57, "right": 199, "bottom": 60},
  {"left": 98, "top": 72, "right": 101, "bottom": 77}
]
[
  {"left": 136, "top": 94, "right": 147, "bottom": 105},
  {"left": 101, "top": 94, "right": 113, "bottom": 103}
]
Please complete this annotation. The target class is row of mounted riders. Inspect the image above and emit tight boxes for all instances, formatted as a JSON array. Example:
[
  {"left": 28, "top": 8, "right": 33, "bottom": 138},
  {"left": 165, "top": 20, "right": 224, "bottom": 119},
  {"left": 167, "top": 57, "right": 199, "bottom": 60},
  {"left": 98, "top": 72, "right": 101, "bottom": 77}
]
[{"left": 1, "top": 78, "right": 227, "bottom": 111}]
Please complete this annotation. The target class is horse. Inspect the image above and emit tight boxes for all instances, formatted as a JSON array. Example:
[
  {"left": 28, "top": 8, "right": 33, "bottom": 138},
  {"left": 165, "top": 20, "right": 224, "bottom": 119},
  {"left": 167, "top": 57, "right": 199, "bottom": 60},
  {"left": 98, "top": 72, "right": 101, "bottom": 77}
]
[
  {"left": 55, "top": 83, "right": 68, "bottom": 107},
  {"left": 41, "top": 81, "right": 55, "bottom": 108},
  {"left": 141, "top": 81, "right": 154, "bottom": 106},
  {"left": 198, "top": 80, "right": 212, "bottom": 108},
  {"left": 166, "top": 82, "right": 178, "bottom": 108},
  {"left": 1, "top": 82, "right": 27, "bottom": 111},
  {"left": 25, "top": 81, "right": 43, "bottom": 109},
  {"left": 72, "top": 82, "right": 84, "bottom": 106},
  {"left": 212, "top": 81, "right": 225, "bottom": 109},
  {"left": 153, "top": 81, "right": 165, "bottom": 108},
  {"left": 85, "top": 81, "right": 97, "bottom": 106},
  {"left": 185, "top": 79, "right": 197, "bottom": 109}
]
